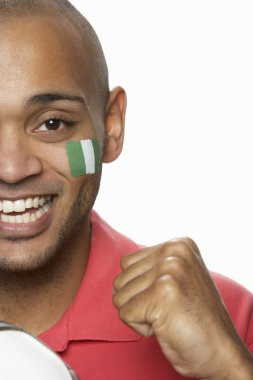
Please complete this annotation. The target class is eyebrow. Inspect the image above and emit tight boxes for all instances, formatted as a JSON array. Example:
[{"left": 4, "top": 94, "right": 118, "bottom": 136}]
[{"left": 26, "top": 91, "right": 88, "bottom": 108}]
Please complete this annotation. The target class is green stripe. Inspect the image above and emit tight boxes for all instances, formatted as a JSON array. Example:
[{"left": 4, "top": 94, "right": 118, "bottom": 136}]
[
  {"left": 66, "top": 141, "right": 86, "bottom": 176},
  {"left": 92, "top": 139, "right": 100, "bottom": 170}
]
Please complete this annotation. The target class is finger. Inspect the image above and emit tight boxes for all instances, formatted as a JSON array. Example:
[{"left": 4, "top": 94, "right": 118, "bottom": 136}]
[
  {"left": 114, "top": 251, "right": 159, "bottom": 290},
  {"left": 120, "top": 245, "right": 158, "bottom": 270},
  {"left": 164, "top": 238, "right": 203, "bottom": 265},
  {"left": 116, "top": 239, "right": 199, "bottom": 290},
  {"left": 113, "top": 256, "right": 189, "bottom": 308},
  {"left": 122, "top": 238, "right": 201, "bottom": 271},
  {"left": 117, "top": 275, "right": 179, "bottom": 336},
  {"left": 113, "top": 269, "right": 154, "bottom": 309}
]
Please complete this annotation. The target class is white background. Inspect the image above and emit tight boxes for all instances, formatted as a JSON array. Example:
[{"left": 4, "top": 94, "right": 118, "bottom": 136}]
[{"left": 72, "top": 0, "right": 253, "bottom": 292}]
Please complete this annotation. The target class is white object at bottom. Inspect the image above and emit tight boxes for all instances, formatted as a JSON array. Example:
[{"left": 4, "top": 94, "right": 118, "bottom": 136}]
[{"left": 0, "top": 322, "right": 78, "bottom": 380}]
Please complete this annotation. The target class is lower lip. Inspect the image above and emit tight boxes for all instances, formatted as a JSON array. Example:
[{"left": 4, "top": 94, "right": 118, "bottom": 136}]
[{"left": 0, "top": 201, "right": 55, "bottom": 238}]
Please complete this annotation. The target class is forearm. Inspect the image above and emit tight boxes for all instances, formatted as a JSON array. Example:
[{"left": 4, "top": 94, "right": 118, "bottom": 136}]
[{"left": 202, "top": 342, "right": 253, "bottom": 380}]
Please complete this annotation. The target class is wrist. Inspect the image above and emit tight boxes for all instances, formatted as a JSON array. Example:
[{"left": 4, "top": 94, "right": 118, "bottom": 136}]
[{"left": 202, "top": 341, "right": 253, "bottom": 380}]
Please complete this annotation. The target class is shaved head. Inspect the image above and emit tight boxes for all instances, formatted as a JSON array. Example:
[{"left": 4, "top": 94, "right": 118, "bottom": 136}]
[
  {"left": 0, "top": 0, "right": 126, "bottom": 280},
  {"left": 0, "top": 0, "right": 109, "bottom": 119}
]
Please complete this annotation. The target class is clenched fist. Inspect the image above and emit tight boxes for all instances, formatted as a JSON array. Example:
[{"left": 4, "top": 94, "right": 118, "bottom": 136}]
[{"left": 113, "top": 238, "right": 253, "bottom": 380}]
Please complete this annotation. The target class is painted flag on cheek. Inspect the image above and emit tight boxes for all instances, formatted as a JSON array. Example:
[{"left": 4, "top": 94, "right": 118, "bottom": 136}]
[{"left": 66, "top": 139, "right": 100, "bottom": 177}]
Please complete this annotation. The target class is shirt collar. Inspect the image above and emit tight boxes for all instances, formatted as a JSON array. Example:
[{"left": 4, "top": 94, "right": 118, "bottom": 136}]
[{"left": 39, "top": 211, "right": 140, "bottom": 352}]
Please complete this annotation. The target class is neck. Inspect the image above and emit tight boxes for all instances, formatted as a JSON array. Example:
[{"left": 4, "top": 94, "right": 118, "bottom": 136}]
[{"left": 0, "top": 218, "right": 91, "bottom": 336}]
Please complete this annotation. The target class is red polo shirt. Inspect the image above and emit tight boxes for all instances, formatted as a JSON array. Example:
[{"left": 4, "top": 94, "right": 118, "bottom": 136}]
[{"left": 39, "top": 211, "right": 253, "bottom": 379}]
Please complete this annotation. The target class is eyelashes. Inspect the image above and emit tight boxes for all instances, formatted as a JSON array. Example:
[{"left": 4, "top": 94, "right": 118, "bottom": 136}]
[{"left": 36, "top": 117, "right": 77, "bottom": 134}]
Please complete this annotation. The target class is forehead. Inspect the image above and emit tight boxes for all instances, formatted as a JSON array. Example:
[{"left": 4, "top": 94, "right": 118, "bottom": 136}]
[{"left": 0, "top": 15, "right": 92, "bottom": 103}]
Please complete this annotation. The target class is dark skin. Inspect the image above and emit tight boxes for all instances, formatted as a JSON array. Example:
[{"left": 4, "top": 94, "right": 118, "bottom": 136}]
[
  {"left": 0, "top": 14, "right": 252, "bottom": 380},
  {"left": 0, "top": 16, "right": 125, "bottom": 335},
  {"left": 113, "top": 239, "right": 253, "bottom": 379}
]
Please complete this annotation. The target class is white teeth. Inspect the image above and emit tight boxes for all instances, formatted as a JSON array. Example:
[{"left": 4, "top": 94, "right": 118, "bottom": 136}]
[
  {"left": 9, "top": 215, "right": 16, "bottom": 223},
  {"left": 36, "top": 209, "right": 43, "bottom": 219},
  {"left": 1, "top": 214, "right": 8, "bottom": 222},
  {"left": 14, "top": 199, "right": 26, "bottom": 212},
  {"left": 0, "top": 196, "right": 52, "bottom": 224},
  {"left": 0, "top": 196, "right": 51, "bottom": 214},
  {"left": 23, "top": 213, "right": 31, "bottom": 223},
  {"left": 39, "top": 197, "right": 45, "bottom": 206},
  {"left": 0, "top": 206, "right": 51, "bottom": 224},
  {"left": 44, "top": 204, "right": 50, "bottom": 211},
  {"left": 25, "top": 198, "right": 33, "bottom": 209},
  {"left": 33, "top": 197, "right": 40, "bottom": 208},
  {"left": 16, "top": 215, "right": 24, "bottom": 223},
  {"left": 30, "top": 214, "right": 36, "bottom": 222},
  {"left": 3, "top": 200, "right": 14, "bottom": 213}
]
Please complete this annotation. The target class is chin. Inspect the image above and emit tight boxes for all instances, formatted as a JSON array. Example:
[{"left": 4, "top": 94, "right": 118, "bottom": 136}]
[{"left": 0, "top": 249, "right": 56, "bottom": 273}]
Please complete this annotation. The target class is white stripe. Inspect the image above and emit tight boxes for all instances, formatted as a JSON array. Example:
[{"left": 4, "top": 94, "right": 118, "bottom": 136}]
[{"left": 81, "top": 140, "right": 95, "bottom": 174}]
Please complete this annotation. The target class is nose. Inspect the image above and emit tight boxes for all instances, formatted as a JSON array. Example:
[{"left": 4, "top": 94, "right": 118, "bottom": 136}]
[{"left": 0, "top": 130, "right": 42, "bottom": 184}]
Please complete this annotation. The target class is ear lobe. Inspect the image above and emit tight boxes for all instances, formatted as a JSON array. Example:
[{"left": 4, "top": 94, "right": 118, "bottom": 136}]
[{"left": 102, "top": 87, "right": 127, "bottom": 163}]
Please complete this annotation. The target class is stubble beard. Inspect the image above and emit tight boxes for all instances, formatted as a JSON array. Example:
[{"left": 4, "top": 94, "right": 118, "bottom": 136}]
[{"left": 0, "top": 175, "right": 101, "bottom": 275}]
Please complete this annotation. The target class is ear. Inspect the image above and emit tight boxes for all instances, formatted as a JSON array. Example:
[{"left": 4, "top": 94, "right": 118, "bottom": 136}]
[{"left": 102, "top": 86, "right": 127, "bottom": 163}]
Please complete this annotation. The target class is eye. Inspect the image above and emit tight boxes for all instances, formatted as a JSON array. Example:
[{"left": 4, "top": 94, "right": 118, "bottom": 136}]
[
  {"left": 43, "top": 119, "right": 62, "bottom": 131},
  {"left": 37, "top": 118, "right": 75, "bottom": 133}
]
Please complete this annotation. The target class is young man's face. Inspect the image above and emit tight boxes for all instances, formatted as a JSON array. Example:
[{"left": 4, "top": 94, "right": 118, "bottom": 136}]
[{"left": 0, "top": 16, "right": 102, "bottom": 271}]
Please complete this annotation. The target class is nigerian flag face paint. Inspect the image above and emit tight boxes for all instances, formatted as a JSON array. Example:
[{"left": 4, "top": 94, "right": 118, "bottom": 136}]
[{"left": 66, "top": 139, "right": 100, "bottom": 177}]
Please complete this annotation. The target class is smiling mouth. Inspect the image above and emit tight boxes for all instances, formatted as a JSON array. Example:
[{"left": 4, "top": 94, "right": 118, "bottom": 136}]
[{"left": 0, "top": 196, "right": 54, "bottom": 224}]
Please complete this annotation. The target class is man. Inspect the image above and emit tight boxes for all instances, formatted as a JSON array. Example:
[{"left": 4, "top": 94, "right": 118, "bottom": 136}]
[{"left": 0, "top": 1, "right": 252, "bottom": 379}]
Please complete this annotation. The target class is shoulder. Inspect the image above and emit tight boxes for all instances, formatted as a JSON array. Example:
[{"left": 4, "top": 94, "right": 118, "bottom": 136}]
[
  {"left": 211, "top": 271, "right": 253, "bottom": 351},
  {"left": 91, "top": 210, "right": 143, "bottom": 257},
  {"left": 211, "top": 271, "right": 253, "bottom": 309}
]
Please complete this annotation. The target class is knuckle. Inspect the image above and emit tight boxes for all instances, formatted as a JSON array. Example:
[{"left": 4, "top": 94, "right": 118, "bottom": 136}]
[
  {"left": 120, "top": 256, "right": 128, "bottom": 269},
  {"left": 156, "top": 260, "right": 170, "bottom": 275},
  {"left": 113, "top": 291, "right": 128, "bottom": 310},
  {"left": 121, "top": 253, "right": 136, "bottom": 270},
  {"left": 152, "top": 275, "right": 178, "bottom": 298},
  {"left": 155, "top": 257, "right": 178, "bottom": 277},
  {"left": 159, "top": 239, "right": 191, "bottom": 261},
  {"left": 182, "top": 237, "right": 201, "bottom": 254},
  {"left": 113, "top": 274, "right": 124, "bottom": 290},
  {"left": 118, "top": 305, "right": 131, "bottom": 323},
  {"left": 164, "top": 256, "right": 187, "bottom": 277},
  {"left": 171, "top": 239, "right": 196, "bottom": 261},
  {"left": 112, "top": 292, "right": 121, "bottom": 308},
  {"left": 157, "top": 241, "right": 171, "bottom": 258}
]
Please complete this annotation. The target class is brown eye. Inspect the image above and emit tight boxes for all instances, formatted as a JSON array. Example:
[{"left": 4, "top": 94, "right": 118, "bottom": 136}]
[
  {"left": 45, "top": 119, "right": 61, "bottom": 131},
  {"left": 36, "top": 117, "right": 76, "bottom": 135}
]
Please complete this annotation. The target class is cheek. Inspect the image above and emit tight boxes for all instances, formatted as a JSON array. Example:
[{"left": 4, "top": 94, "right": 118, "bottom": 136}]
[
  {"left": 37, "top": 140, "right": 100, "bottom": 191},
  {"left": 66, "top": 139, "right": 100, "bottom": 177},
  {"left": 40, "top": 139, "right": 100, "bottom": 177},
  {"left": 40, "top": 144, "right": 71, "bottom": 177}
]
